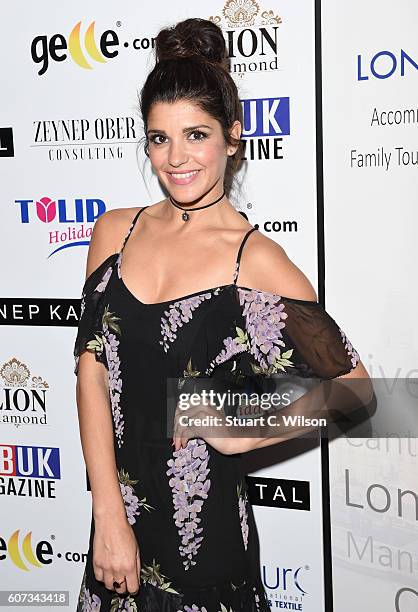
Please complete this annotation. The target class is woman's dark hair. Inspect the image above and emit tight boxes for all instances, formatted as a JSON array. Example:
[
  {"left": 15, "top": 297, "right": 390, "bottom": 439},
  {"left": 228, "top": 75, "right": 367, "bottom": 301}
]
[{"left": 138, "top": 18, "right": 244, "bottom": 195}]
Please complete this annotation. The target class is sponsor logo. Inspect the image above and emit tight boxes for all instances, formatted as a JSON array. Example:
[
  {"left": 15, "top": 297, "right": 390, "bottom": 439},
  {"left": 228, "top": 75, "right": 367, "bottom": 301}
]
[
  {"left": 0, "top": 444, "right": 61, "bottom": 499},
  {"left": 246, "top": 475, "right": 310, "bottom": 510},
  {"left": 0, "top": 298, "right": 80, "bottom": 327},
  {"left": 0, "top": 529, "right": 88, "bottom": 570},
  {"left": 31, "top": 20, "right": 155, "bottom": 76},
  {"left": 32, "top": 116, "right": 139, "bottom": 162},
  {"left": 357, "top": 49, "right": 418, "bottom": 81},
  {"left": 241, "top": 97, "right": 289, "bottom": 161},
  {"left": 209, "top": 0, "right": 283, "bottom": 78},
  {"left": 0, "top": 358, "right": 49, "bottom": 427},
  {"left": 262, "top": 563, "right": 310, "bottom": 610},
  {"left": 14, "top": 196, "right": 105, "bottom": 257}
]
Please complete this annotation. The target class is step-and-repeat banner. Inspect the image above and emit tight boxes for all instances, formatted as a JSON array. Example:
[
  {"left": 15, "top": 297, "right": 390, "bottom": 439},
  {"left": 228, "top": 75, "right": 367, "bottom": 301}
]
[
  {"left": 1, "top": 1, "right": 414, "bottom": 611},
  {"left": 322, "top": 1, "right": 418, "bottom": 611}
]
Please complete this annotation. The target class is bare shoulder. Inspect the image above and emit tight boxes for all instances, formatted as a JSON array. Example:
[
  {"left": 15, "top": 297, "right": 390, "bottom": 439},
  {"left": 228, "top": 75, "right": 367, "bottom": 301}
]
[
  {"left": 84, "top": 206, "right": 145, "bottom": 281},
  {"left": 238, "top": 230, "right": 318, "bottom": 301}
]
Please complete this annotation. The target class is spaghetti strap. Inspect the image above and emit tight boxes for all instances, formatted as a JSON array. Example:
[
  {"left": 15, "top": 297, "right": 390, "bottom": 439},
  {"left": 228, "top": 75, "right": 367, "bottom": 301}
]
[
  {"left": 119, "top": 206, "right": 148, "bottom": 254},
  {"left": 232, "top": 226, "right": 258, "bottom": 285}
]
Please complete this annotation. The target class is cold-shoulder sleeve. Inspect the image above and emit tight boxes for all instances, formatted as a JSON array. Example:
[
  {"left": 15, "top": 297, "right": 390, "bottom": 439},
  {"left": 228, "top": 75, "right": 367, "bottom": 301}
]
[
  {"left": 237, "top": 288, "right": 360, "bottom": 380},
  {"left": 73, "top": 253, "right": 117, "bottom": 376}
]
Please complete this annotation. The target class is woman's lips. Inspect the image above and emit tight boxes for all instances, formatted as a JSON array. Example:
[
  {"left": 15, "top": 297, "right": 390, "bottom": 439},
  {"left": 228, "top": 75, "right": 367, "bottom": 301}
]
[{"left": 166, "top": 170, "right": 201, "bottom": 185}]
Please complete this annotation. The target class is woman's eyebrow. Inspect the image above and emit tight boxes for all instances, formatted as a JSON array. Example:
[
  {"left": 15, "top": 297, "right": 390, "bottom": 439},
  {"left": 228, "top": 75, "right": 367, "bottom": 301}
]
[{"left": 147, "top": 124, "right": 213, "bottom": 135}]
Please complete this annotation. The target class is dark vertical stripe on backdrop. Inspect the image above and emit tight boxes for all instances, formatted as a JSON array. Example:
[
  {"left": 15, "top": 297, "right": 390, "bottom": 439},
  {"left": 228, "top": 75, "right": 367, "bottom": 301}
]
[{"left": 314, "top": 0, "right": 334, "bottom": 611}]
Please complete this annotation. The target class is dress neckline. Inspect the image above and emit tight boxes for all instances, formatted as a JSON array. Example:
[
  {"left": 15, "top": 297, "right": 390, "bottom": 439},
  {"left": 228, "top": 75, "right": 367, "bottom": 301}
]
[
  {"left": 115, "top": 205, "right": 258, "bottom": 307},
  {"left": 117, "top": 269, "right": 235, "bottom": 307},
  {"left": 115, "top": 262, "right": 318, "bottom": 308}
]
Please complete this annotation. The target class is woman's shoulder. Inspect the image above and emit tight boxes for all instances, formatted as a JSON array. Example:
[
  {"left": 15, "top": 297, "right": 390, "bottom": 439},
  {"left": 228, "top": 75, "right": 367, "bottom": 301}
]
[
  {"left": 238, "top": 230, "right": 318, "bottom": 302},
  {"left": 84, "top": 205, "right": 149, "bottom": 281}
]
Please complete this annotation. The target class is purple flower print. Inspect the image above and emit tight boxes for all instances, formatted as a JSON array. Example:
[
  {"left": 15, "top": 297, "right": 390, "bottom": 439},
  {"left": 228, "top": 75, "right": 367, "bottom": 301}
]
[
  {"left": 80, "top": 588, "right": 101, "bottom": 612},
  {"left": 77, "top": 568, "right": 101, "bottom": 611},
  {"left": 237, "top": 288, "right": 295, "bottom": 375},
  {"left": 205, "top": 326, "right": 248, "bottom": 376},
  {"left": 118, "top": 467, "right": 154, "bottom": 525},
  {"left": 102, "top": 305, "right": 124, "bottom": 447},
  {"left": 120, "top": 480, "right": 139, "bottom": 524},
  {"left": 237, "top": 481, "right": 249, "bottom": 550},
  {"left": 75, "top": 255, "right": 138, "bottom": 448},
  {"left": 159, "top": 289, "right": 223, "bottom": 352},
  {"left": 75, "top": 258, "right": 114, "bottom": 375},
  {"left": 166, "top": 439, "right": 211, "bottom": 570},
  {"left": 339, "top": 328, "right": 360, "bottom": 371}
]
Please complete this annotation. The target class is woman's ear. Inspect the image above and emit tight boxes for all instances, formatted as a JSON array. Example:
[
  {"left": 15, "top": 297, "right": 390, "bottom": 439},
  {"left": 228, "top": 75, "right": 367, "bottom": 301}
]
[{"left": 227, "top": 120, "right": 242, "bottom": 155}]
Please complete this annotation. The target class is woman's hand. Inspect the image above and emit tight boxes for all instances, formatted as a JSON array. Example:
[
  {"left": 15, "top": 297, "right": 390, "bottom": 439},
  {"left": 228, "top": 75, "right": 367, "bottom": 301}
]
[
  {"left": 92, "top": 513, "right": 141, "bottom": 596},
  {"left": 172, "top": 399, "right": 244, "bottom": 455}
]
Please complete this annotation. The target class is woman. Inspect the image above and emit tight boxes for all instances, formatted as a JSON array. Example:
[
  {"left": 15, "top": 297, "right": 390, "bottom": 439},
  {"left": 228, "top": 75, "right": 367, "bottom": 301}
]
[{"left": 74, "top": 17, "right": 369, "bottom": 612}]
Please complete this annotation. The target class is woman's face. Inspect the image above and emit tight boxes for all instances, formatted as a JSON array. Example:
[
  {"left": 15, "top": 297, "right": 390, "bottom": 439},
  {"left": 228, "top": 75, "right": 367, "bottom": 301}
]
[{"left": 146, "top": 99, "right": 241, "bottom": 202}]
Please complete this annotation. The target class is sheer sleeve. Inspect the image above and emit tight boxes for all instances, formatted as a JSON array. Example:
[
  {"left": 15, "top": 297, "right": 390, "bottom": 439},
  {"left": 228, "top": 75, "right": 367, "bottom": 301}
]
[
  {"left": 237, "top": 288, "right": 360, "bottom": 380},
  {"left": 73, "top": 253, "right": 117, "bottom": 376}
]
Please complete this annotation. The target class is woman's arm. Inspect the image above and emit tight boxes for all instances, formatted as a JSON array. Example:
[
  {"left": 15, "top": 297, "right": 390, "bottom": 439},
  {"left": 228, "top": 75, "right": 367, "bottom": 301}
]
[
  {"left": 230, "top": 362, "right": 373, "bottom": 453},
  {"left": 76, "top": 353, "right": 127, "bottom": 521},
  {"left": 77, "top": 209, "right": 128, "bottom": 520},
  {"left": 173, "top": 363, "right": 373, "bottom": 454},
  {"left": 75, "top": 209, "right": 141, "bottom": 595}
]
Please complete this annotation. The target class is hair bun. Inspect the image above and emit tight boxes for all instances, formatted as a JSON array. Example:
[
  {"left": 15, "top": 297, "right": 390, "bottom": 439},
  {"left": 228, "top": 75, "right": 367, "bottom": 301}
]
[{"left": 155, "top": 18, "right": 227, "bottom": 67}]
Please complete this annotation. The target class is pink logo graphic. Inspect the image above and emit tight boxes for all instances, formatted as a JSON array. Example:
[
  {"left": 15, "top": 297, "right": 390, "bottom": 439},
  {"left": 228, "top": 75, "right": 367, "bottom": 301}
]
[{"left": 36, "top": 197, "right": 56, "bottom": 223}]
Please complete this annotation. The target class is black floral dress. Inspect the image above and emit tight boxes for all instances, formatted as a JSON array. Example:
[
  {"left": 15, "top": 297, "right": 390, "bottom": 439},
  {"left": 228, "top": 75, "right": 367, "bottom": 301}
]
[{"left": 73, "top": 206, "right": 360, "bottom": 612}]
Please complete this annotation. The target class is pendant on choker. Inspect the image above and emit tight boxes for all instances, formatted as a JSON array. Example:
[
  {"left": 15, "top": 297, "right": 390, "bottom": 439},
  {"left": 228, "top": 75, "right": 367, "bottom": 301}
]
[{"left": 169, "top": 189, "right": 225, "bottom": 222}]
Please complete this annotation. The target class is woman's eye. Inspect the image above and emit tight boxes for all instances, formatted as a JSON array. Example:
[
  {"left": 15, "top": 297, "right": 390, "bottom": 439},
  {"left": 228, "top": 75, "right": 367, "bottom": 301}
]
[
  {"left": 150, "top": 135, "right": 166, "bottom": 145},
  {"left": 189, "top": 130, "right": 208, "bottom": 141},
  {"left": 149, "top": 131, "right": 208, "bottom": 145}
]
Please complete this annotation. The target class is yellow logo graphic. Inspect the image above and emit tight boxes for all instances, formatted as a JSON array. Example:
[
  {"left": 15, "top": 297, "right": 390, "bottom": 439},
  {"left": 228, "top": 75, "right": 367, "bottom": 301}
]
[
  {"left": 7, "top": 530, "right": 43, "bottom": 571},
  {"left": 68, "top": 21, "right": 106, "bottom": 69}
]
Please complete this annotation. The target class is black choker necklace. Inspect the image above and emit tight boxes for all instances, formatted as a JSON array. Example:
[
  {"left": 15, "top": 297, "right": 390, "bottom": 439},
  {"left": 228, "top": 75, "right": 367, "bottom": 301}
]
[{"left": 169, "top": 190, "right": 226, "bottom": 221}]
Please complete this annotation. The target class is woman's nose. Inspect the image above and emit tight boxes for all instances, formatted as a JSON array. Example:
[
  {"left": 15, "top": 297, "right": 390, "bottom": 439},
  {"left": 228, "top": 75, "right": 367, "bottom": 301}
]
[{"left": 167, "top": 138, "right": 189, "bottom": 167}]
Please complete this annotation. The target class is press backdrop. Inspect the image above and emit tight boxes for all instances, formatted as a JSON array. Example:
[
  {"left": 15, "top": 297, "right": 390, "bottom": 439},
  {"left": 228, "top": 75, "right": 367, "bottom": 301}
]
[{"left": 1, "top": 1, "right": 416, "bottom": 611}]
